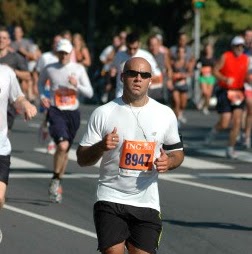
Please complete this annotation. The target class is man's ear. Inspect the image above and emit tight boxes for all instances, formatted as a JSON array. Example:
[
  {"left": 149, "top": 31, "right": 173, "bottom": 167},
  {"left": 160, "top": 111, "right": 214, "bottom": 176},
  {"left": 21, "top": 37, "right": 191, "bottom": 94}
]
[{"left": 120, "top": 73, "right": 124, "bottom": 82}]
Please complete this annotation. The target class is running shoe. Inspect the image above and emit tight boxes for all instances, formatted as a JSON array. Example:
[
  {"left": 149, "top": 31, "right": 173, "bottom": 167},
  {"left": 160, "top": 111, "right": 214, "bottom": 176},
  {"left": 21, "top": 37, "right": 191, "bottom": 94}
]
[
  {"left": 244, "top": 137, "right": 251, "bottom": 149},
  {"left": 202, "top": 107, "right": 210, "bottom": 115},
  {"left": 226, "top": 147, "right": 237, "bottom": 159},
  {"left": 48, "top": 179, "right": 63, "bottom": 203},
  {"left": 205, "top": 129, "right": 216, "bottom": 145},
  {"left": 178, "top": 115, "right": 187, "bottom": 124}
]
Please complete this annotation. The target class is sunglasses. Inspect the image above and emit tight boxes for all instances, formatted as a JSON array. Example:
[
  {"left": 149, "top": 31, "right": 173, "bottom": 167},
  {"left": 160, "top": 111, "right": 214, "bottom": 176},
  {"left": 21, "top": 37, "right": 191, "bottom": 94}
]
[
  {"left": 234, "top": 44, "right": 244, "bottom": 48},
  {"left": 124, "top": 70, "right": 152, "bottom": 79}
]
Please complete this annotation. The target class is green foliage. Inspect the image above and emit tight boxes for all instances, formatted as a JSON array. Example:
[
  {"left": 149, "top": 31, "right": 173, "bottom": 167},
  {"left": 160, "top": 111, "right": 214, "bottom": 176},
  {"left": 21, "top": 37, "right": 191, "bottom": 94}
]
[{"left": 1, "top": 0, "right": 252, "bottom": 63}]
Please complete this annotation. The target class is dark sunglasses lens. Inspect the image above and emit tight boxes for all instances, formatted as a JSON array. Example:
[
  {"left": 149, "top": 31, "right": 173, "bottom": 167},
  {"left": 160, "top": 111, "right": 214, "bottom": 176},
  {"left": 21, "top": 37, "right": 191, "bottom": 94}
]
[
  {"left": 140, "top": 72, "right": 151, "bottom": 79},
  {"left": 125, "top": 70, "right": 151, "bottom": 79}
]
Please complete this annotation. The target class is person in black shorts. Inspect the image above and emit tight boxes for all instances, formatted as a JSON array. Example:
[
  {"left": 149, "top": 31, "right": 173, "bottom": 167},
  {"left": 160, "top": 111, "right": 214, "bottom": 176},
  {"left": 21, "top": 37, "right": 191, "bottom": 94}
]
[
  {"left": 0, "top": 64, "right": 37, "bottom": 209},
  {"left": 77, "top": 57, "right": 184, "bottom": 254}
]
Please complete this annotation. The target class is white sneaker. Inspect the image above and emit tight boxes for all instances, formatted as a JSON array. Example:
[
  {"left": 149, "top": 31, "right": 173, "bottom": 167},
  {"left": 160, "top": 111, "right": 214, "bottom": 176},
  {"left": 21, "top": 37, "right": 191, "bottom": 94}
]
[
  {"left": 244, "top": 137, "right": 251, "bottom": 149},
  {"left": 205, "top": 129, "right": 216, "bottom": 145},
  {"left": 48, "top": 179, "right": 63, "bottom": 203},
  {"left": 203, "top": 107, "right": 210, "bottom": 115},
  {"left": 178, "top": 115, "right": 187, "bottom": 124},
  {"left": 226, "top": 147, "right": 237, "bottom": 159}
]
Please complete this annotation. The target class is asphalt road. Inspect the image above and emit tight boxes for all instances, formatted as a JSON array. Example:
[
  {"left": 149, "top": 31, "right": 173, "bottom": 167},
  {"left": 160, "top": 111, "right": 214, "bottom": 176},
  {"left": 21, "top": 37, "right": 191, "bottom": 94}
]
[{"left": 0, "top": 103, "right": 251, "bottom": 254}]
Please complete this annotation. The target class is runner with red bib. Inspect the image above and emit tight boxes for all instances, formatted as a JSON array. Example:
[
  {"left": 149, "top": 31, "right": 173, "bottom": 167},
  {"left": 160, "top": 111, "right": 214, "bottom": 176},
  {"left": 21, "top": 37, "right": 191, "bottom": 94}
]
[{"left": 205, "top": 36, "right": 250, "bottom": 159}]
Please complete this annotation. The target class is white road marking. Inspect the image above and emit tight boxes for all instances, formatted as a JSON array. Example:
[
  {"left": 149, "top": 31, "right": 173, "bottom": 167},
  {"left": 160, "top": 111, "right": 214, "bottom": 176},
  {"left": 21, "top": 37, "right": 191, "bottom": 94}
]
[
  {"left": 28, "top": 122, "right": 41, "bottom": 128},
  {"left": 159, "top": 175, "right": 252, "bottom": 199},
  {"left": 9, "top": 172, "right": 252, "bottom": 180},
  {"left": 34, "top": 147, "right": 234, "bottom": 170},
  {"left": 11, "top": 157, "right": 45, "bottom": 169},
  {"left": 181, "top": 156, "right": 233, "bottom": 169},
  {"left": 9, "top": 173, "right": 99, "bottom": 179},
  {"left": 3, "top": 204, "right": 97, "bottom": 239},
  {"left": 198, "top": 148, "right": 252, "bottom": 163},
  {"left": 81, "top": 119, "right": 88, "bottom": 125},
  {"left": 34, "top": 147, "right": 101, "bottom": 167}
]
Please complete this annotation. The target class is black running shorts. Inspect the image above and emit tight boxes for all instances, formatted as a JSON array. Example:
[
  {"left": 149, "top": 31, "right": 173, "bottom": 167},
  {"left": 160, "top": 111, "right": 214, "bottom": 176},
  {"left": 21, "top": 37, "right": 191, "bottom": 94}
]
[
  {"left": 47, "top": 106, "right": 80, "bottom": 146},
  {"left": 93, "top": 201, "right": 162, "bottom": 254},
  {"left": 0, "top": 155, "right": 11, "bottom": 185}
]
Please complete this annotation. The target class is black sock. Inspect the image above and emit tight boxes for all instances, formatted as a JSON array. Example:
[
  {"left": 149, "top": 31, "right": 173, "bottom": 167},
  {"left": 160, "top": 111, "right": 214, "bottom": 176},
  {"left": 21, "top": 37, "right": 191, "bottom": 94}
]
[{"left": 52, "top": 173, "right": 60, "bottom": 180}]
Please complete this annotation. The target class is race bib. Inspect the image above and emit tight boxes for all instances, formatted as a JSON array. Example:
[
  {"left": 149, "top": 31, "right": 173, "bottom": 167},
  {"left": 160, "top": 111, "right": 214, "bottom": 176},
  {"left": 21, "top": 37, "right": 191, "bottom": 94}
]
[
  {"left": 54, "top": 88, "right": 77, "bottom": 107},
  {"left": 119, "top": 140, "right": 156, "bottom": 176},
  {"left": 227, "top": 90, "right": 244, "bottom": 106}
]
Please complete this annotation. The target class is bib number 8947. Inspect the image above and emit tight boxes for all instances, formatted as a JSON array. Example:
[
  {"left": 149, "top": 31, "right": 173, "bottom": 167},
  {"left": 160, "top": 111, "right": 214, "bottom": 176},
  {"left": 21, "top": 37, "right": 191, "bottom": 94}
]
[{"left": 125, "top": 153, "right": 151, "bottom": 166}]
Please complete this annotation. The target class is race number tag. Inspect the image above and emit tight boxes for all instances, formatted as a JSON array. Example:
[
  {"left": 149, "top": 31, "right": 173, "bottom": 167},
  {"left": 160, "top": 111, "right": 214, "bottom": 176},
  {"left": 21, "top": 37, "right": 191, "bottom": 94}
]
[
  {"left": 54, "top": 88, "right": 77, "bottom": 107},
  {"left": 227, "top": 90, "right": 244, "bottom": 106},
  {"left": 119, "top": 140, "right": 156, "bottom": 176}
]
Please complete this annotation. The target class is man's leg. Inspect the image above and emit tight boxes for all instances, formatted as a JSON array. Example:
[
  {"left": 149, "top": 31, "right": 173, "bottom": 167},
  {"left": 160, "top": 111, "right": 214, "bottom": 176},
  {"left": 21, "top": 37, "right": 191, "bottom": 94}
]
[
  {"left": 229, "top": 109, "right": 243, "bottom": 147},
  {"left": 0, "top": 182, "right": 7, "bottom": 209}
]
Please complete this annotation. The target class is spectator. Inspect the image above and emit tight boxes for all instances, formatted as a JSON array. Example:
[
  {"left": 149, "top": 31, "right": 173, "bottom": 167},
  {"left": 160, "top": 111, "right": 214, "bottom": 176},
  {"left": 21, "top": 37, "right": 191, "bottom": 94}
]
[
  {"left": 170, "top": 46, "right": 192, "bottom": 125},
  {"left": 97, "top": 34, "right": 122, "bottom": 104},
  {"left": 10, "top": 25, "right": 41, "bottom": 102},
  {"left": 72, "top": 33, "right": 91, "bottom": 69},
  {"left": 197, "top": 43, "right": 217, "bottom": 115},
  {"left": 0, "top": 27, "right": 31, "bottom": 131},
  {"left": 147, "top": 34, "right": 173, "bottom": 104}
]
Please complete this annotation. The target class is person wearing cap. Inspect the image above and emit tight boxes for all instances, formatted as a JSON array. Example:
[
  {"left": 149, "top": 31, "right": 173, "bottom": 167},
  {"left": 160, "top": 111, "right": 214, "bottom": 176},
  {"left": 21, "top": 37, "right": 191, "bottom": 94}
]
[
  {"left": 205, "top": 35, "right": 250, "bottom": 159},
  {"left": 240, "top": 28, "right": 252, "bottom": 149},
  {"left": 38, "top": 38, "right": 94, "bottom": 203}
]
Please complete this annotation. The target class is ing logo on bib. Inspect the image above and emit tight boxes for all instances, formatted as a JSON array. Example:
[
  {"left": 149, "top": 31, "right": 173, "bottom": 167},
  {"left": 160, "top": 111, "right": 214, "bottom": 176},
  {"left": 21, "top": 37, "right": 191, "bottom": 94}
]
[{"left": 119, "top": 140, "right": 156, "bottom": 171}]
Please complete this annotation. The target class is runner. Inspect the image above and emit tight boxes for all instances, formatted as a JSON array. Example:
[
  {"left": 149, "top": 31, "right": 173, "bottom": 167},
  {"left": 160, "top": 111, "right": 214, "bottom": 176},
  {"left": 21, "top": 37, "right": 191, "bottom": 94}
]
[
  {"left": 77, "top": 57, "right": 184, "bottom": 254},
  {"left": 0, "top": 64, "right": 37, "bottom": 209},
  {"left": 38, "top": 38, "right": 94, "bottom": 203},
  {"left": 205, "top": 36, "right": 250, "bottom": 159}
]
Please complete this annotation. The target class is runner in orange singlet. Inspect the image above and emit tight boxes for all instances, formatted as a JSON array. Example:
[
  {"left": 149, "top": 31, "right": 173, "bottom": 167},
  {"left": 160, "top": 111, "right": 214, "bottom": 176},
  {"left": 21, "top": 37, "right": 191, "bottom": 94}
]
[{"left": 205, "top": 36, "right": 250, "bottom": 159}]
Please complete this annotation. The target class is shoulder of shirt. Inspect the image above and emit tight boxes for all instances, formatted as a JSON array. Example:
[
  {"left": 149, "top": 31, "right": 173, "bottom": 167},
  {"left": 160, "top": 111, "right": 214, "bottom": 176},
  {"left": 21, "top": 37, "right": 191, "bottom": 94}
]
[
  {"left": 92, "top": 98, "right": 121, "bottom": 114},
  {"left": 148, "top": 97, "right": 174, "bottom": 112},
  {"left": 0, "top": 64, "right": 15, "bottom": 74}
]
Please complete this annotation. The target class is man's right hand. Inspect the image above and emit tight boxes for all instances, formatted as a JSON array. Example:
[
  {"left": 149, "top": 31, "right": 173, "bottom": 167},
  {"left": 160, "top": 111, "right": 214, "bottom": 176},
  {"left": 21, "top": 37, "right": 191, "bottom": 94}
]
[{"left": 41, "top": 97, "right": 51, "bottom": 108}]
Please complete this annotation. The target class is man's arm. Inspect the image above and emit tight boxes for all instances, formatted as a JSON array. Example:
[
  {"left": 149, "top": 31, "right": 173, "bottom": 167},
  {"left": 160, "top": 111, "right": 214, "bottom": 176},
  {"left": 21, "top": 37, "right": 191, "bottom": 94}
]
[
  {"left": 76, "top": 142, "right": 105, "bottom": 166},
  {"left": 14, "top": 96, "right": 37, "bottom": 120},
  {"left": 77, "top": 127, "right": 119, "bottom": 167},
  {"left": 154, "top": 149, "right": 184, "bottom": 173},
  {"left": 213, "top": 54, "right": 233, "bottom": 84}
]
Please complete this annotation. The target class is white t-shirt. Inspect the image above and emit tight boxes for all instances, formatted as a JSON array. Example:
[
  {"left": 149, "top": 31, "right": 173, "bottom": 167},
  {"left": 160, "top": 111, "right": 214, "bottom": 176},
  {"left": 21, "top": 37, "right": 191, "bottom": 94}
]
[
  {"left": 38, "top": 61, "right": 94, "bottom": 110},
  {"left": 79, "top": 97, "right": 182, "bottom": 211},
  {"left": 35, "top": 51, "right": 59, "bottom": 73},
  {"left": 0, "top": 65, "right": 24, "bottom": 155},
  {"left": 112, "top": 49, "right": 162, "bottom": 98}
]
